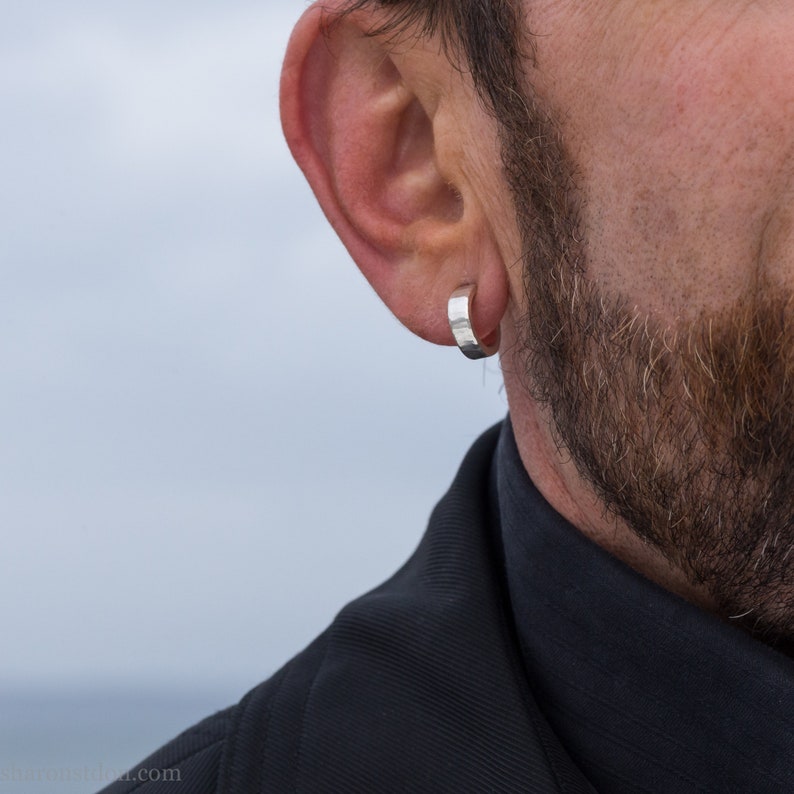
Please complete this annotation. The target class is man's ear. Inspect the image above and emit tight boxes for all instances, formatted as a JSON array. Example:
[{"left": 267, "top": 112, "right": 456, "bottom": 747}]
[{"left": 280, "top": 1, "right": 507, "bottom": 347}]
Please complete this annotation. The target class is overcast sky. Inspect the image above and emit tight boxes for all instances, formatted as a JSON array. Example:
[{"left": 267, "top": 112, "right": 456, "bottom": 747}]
[{"left": 0, "top": 1, "right": 507, "bottom": 694}]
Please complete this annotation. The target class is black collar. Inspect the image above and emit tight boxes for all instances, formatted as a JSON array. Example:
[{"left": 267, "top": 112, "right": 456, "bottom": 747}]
[{"left": 495, "top": 420, "right": 794, "bottom": 793}]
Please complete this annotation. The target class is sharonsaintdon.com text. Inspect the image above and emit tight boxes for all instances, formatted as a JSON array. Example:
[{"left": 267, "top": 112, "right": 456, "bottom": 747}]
[{"left": 0, "top": 765, "right": 181, "bottom": 785}]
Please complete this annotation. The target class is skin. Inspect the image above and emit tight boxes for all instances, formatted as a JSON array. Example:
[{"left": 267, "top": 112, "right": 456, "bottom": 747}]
[
  {"left": 503, "top": 0, "right": 794, "bottom": 620},
  {"left": 282, "top": 1, "right": 794, "bottom": 645},
  {"left": 520, "top": 1, "right": 794, "bottom": 320}
]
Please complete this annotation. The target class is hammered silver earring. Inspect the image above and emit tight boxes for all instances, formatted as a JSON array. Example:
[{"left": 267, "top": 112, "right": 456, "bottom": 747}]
[{"left": 448, "top": 284, "right": 500, "bottom": 360}]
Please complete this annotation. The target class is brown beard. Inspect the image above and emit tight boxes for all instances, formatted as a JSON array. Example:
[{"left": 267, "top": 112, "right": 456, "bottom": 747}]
[{"left": 497, "top": 69, "right": 794, "bottom": 652}]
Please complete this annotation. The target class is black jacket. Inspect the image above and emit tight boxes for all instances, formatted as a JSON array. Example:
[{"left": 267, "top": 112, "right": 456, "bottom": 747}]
[{"left": 99, "top": 425, "right": 594, "bottom": 793}]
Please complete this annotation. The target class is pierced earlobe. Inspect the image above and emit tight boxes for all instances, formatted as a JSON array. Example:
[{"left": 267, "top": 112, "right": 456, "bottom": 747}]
[{"left": 448, "top": 284, "right": 501, "bottom": 360}]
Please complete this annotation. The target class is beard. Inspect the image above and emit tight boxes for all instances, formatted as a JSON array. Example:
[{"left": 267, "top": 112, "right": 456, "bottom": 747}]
[{"left": 497, "top": 80, "right": 794, "bottom": 652}]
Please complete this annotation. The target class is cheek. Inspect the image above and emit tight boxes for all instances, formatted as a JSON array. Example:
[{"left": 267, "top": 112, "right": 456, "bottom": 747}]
[{"left": 550, "top": 17, "right": 794, "bottom": 321}]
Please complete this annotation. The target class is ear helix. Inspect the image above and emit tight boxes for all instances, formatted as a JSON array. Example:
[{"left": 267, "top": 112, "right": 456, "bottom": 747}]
[{"left": 448, "top": 284, "right": 500, "bottom": 360}]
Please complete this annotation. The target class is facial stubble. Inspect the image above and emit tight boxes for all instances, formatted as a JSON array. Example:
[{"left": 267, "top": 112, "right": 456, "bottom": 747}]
[{"left": 501, "top": 82, "right": 794, "bottom": 653}]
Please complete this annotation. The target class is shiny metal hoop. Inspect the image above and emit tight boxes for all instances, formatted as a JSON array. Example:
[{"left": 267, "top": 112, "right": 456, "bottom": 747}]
[{"left": 448, "top": 284, "right": 500, "bottom": 360}]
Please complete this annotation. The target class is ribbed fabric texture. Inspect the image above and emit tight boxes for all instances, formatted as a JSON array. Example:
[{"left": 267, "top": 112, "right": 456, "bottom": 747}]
[
  {"left": 497, "top": 419, "right": 794, "bottom": 793},
  {"left": 99, "top": 423, "right": 598, "bottom": 792},
  {"left": 216, "top": 423, "right": 591, "bottom": 793},
  {"left": 98, "top": 708, "right": 231, "bottom": 793}
]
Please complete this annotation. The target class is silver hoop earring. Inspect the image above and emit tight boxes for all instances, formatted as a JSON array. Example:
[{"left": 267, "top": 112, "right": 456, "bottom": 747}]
[{"left": 448, "top": 284, "right": 500, "bottom": 360}]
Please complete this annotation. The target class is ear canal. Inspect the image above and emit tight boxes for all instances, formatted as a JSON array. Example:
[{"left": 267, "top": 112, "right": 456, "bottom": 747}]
[
  {"left": 314, "top": 44, "right": 462, "bottom": 258},
  {"left": 390, "top": 96, "right": 464, "bottom": 225}
]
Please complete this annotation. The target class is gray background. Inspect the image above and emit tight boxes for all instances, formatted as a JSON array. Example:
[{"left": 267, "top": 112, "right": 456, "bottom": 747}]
[{"left": 0, "top": 1, "right": 506, "bottom": 785}]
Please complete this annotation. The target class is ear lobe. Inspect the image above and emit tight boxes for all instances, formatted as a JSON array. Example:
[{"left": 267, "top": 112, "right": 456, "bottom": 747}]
[{"left": 280, "top": 2, "right": 507, "bottom": 348}]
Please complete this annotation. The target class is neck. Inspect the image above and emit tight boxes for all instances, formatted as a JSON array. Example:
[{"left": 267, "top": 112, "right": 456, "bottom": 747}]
[{"left": 500, "top": 362, "right": 715, "bottom": 614}]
